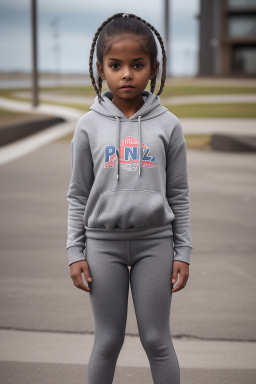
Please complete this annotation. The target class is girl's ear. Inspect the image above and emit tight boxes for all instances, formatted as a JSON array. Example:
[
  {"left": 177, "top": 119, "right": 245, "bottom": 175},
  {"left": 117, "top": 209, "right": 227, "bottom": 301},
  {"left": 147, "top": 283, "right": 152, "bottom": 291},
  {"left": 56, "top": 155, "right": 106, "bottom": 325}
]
[
  {"left": 96, "top": 62, "right": 105, "bottom": 80},
  {"left": 150, "top": 61, "right": 159, "bottom": 80}
]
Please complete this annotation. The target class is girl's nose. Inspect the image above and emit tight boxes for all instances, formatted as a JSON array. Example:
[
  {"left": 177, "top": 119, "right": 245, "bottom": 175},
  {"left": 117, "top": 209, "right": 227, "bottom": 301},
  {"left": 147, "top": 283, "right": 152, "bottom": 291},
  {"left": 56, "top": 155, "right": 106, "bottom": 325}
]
[{"left": 121, "top": 69, "right": 133, "bottom": 80}]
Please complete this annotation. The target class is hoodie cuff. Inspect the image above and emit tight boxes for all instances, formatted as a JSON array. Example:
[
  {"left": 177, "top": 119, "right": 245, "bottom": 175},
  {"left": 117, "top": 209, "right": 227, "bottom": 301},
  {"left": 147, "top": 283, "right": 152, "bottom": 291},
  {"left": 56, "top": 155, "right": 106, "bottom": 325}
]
[
  {"left": 67, "top": 246, "right": 86, "bottom": 266},
  {"left": 173, "top": 246, "right": 192, "bottom": 265}
]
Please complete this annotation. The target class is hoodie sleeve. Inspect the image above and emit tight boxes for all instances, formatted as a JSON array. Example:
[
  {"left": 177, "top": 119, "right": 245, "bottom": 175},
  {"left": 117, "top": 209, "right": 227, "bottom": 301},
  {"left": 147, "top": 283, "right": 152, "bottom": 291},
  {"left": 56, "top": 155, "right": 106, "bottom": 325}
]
[
  {"left": 166, "top": 119, "right": 193, "bottom": 265},
  {"left": 66, "top": 120, "right": 94, "bottom": 266}
]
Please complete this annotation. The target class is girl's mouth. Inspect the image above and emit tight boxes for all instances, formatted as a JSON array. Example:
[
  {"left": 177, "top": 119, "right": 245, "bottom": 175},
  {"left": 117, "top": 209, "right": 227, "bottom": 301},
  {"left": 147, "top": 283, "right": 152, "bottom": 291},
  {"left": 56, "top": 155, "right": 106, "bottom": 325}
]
[{"left": 120, "top": 85, "right": 134, "bottom": 89}]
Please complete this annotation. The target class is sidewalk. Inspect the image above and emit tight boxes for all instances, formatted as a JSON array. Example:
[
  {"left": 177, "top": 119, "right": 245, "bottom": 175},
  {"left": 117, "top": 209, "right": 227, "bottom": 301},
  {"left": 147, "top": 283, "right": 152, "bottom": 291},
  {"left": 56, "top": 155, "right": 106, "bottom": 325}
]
[
  {"left": 1, "top": 329, "right": 255, "bottom": 369},
  {"left": 0, "top": 329, "right": 255, "bottom": 384}
]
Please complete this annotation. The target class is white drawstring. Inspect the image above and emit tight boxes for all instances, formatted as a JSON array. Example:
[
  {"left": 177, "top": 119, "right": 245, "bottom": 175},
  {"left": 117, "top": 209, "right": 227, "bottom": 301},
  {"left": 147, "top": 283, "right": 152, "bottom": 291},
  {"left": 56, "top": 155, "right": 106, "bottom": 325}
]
[
  {"left": 115, "top": 116, "right": 120, "bottom": 180},
  {"left": 138, "top": 116, "right": 142, "bottom": 176}
]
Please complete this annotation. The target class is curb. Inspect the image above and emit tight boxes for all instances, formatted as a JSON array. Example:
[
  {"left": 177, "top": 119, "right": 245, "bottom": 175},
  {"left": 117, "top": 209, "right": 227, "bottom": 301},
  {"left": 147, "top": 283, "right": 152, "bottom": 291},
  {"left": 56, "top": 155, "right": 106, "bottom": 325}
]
[
  {"left": 211, "top": 134, "right": 256, "bottom": 152},
  {"left": 0, "top": 117, "right": 66, "bottom": 147}
]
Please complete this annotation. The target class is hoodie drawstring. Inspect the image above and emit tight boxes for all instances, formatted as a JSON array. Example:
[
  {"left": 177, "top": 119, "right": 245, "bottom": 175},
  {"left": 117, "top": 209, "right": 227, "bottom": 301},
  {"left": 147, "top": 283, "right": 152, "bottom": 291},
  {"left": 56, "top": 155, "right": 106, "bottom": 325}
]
[
  {"left": 115, "top": 115, "right": 142, "bottom": 181},
  {"left": 115, "top": 116, "right": 120, "bottom": 180},
  {"left": 138, "top": 116, "right": 142, "bottom": 176}
]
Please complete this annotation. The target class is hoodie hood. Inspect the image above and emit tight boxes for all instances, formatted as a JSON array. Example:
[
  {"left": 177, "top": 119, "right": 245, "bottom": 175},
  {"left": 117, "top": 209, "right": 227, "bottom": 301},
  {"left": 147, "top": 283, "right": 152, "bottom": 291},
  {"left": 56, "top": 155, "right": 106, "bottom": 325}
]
[
  {"left": 90, "top": 90, "right": 167, "bottom": 121},
  {"left": 90, "top": 90, "right": 168, "bottom": 180}
]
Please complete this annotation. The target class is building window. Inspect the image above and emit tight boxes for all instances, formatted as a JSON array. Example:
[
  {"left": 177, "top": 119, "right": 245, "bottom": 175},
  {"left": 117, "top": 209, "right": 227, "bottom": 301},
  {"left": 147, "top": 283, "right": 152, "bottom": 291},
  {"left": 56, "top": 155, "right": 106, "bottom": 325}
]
[
  {"left": 228, "top": 0, "right": 256, "bottom": 8},
  {"left": 228, "top": 15, "right": 256, "bottom": 37},
  {"left": 233, "top": 45, "right": 256, "bottom": 73}
]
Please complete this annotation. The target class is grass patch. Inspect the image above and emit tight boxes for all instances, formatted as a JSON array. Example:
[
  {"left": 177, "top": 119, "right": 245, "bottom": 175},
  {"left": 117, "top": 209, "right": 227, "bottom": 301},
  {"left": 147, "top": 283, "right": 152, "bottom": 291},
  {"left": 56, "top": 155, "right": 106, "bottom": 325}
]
[
  {"left": 1, "top": 83, "right": 256, "bottom": 99},
  {"left": 0, "top": 85, "right": 104, "bottom": 98},
  {"left": 37, "top": 101, "right": 256, "bottom": 119},
  {"left": 0, "top": 108, "right": 18, "bottom": 117},
  {"left": 19, "top": 100, "right": 256, "bottom": 119},
  {"left": 40, "top": 84, "right": 256, "bottom": 97},
  {"left": 184, "top": 134, "right": 212, "bottom": 150},
  {"left": 40, "top": 102, "right": 90, "bottom": 111},
  {"left": 161, "top": 85, "right": 256, "bottom": 97},
  {"left": 56, "top": 132, "right": 75, "bottom": 142},
  {"left": 1, "top": 94, "right": 255, "bottom": 119},
  {"left": 165, "top": 103, "right": 256, "bottom": 118},
  {"left": 36, "top": 84, "right": 256, "bottom": 97}
]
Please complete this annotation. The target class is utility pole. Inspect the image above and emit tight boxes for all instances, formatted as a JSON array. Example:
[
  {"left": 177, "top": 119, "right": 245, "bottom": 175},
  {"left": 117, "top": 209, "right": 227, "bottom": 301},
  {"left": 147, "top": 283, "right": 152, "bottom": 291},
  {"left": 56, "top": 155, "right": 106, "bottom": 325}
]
[
  {"left": 164, "top": 0, "right": 171, "bottom": 77},
  {"left": 31, "top": 0, "right": 39, "bottom": 106},
  {"left": 50, "top": 16, "right": 61, "bottom": 87}
]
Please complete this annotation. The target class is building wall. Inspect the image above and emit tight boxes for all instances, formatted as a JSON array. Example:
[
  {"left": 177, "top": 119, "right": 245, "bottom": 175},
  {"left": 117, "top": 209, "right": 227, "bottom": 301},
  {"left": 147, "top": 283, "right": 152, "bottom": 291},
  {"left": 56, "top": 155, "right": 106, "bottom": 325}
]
[
  {"left": 198, "top": 0, "right": 216, "bottom": 75},
  {"left": 198, "top": 0, "right": 256, "bottom": 76}
]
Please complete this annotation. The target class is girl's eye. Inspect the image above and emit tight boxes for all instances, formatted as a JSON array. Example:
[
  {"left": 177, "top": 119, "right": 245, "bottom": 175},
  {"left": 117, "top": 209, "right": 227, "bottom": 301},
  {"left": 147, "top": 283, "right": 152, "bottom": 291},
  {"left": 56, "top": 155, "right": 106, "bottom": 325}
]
[
  {"left": 110, "top": 63, "right": 120, "bottom": 69},
  {"left": 110, "top": 63, "right": 143, "bottom": 70}
]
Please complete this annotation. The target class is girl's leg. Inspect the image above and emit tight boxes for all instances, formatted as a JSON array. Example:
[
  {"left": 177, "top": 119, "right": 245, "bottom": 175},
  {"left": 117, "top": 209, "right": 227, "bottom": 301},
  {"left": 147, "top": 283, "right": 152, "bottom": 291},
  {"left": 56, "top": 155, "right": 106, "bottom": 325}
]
[
  {"left": 86, "top": 238, "right": 129, "bottom": 384},
  {"left": 129, "top": 237, "right": 180, "bottom": 384}
]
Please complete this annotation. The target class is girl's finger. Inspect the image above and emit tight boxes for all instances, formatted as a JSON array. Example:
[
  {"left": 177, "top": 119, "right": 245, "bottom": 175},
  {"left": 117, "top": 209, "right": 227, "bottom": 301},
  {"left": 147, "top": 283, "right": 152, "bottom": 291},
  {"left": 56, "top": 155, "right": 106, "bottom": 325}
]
[
  {"left": 171, "top": 274, "right": 178, "bottom": 286},
  {"left": 172, "top": 281, "right": 183, "bottom": 293},
  {"left": 171, "top": 274, "right": 188, "bottom": 293},
  {"left": 72, "top": 275, "right": 91, "bottom": 293},
  {"left": 83, "top": 264, "right": 92, "bottom": 283}
]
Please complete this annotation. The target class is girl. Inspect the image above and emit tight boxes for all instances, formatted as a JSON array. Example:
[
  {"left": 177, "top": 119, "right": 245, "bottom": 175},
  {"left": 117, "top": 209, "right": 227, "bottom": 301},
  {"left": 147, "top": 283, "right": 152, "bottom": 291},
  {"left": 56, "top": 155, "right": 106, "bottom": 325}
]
[{"left": 66, "top": 13, "right": 192, "bottom": 384}]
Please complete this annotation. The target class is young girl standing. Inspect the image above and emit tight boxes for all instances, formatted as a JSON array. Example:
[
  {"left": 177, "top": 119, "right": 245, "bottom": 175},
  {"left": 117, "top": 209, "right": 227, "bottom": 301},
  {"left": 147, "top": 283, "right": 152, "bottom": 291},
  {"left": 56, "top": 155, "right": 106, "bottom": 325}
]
[{"left": 66, "top": 13, "right": 192, "bottom": 384}]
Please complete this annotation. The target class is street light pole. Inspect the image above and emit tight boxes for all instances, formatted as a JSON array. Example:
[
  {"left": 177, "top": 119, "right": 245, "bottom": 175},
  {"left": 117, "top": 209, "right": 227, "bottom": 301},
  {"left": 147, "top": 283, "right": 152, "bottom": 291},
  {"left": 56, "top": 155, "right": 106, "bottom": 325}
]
[
  {"left": 31, "top": 0, "right": 39, "bottom": 106},
  {"left": 50, "top": 16, "right": 61, "bottom": 87},
  {"left": 164, "top": 0, "right": 171, "bottom": 77}
]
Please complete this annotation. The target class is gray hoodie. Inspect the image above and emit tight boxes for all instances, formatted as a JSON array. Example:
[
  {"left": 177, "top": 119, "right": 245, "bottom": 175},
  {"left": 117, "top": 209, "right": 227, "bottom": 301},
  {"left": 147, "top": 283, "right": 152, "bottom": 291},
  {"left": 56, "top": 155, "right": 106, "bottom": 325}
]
[{"left": 66, "top": 90, "right": 192, "bottom": 266}]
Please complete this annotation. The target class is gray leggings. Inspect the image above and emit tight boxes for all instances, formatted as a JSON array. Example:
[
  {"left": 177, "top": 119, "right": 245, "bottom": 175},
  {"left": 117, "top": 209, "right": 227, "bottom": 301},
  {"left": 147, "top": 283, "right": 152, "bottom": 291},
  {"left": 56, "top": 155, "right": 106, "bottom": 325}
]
[{"left": 86, "top": 237, "right": 180, "bottom": 384}]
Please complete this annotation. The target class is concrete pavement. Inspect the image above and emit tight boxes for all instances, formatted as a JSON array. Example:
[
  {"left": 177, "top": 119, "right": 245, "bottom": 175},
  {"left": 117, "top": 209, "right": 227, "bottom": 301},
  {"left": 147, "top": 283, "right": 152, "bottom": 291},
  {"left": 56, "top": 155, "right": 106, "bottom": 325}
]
[
  {"left": 1, "top": 329, "right": 256, "bottom": 369},
  {"left": 0, "top": 139, "right": 256, "bottom": 383},
  {"left": 1, "top": 361, "right": 255, "bottom": 384}
]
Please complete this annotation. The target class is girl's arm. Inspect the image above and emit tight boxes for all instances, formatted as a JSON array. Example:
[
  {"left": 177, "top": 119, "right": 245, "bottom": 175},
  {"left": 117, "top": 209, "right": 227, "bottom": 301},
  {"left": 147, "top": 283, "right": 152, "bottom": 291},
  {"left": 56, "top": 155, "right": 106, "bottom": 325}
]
[
  {"left": 66, "top": 121, "right": 94, "bottom": 266},
  {"left": 166, "top": 119, "right": 193, "bottom": 291}
]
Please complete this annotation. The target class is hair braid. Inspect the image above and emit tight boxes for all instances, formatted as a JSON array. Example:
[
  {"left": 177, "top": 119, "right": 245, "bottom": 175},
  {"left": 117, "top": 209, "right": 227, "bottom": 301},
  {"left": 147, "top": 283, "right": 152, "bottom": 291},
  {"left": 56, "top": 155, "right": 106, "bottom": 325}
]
[
  {"left": 89, "top": 13, "right": 124, "bottom": 102},
  {"left": 150, "top": 75, "right": 157, "bottom": 94},
  {"left": 97, "top": 76, "right": 102, "bottom": 100},
  {"left": 128, "top": 14, "right": 167, "bottom": 96},
  {"left": 89, "top": 13, "right": 167, "bottom": 100}
]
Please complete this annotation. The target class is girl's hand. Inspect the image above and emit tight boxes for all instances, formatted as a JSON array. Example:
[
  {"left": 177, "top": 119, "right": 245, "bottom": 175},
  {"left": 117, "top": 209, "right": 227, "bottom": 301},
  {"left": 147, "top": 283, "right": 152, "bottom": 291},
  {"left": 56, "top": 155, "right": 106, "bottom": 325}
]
[
  {"left": 171, "top": 260, "right": 189, "bottom": 293},
  {"left": 70, "top": 260, "right": 92, "bottom": 293}
]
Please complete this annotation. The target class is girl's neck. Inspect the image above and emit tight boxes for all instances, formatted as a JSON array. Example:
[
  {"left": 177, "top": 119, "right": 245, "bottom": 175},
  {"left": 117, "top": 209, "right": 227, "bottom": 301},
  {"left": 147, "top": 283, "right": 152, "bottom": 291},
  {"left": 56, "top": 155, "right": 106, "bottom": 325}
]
[{"left": 112, "top": 94, "right": 144, "bottom": 119}]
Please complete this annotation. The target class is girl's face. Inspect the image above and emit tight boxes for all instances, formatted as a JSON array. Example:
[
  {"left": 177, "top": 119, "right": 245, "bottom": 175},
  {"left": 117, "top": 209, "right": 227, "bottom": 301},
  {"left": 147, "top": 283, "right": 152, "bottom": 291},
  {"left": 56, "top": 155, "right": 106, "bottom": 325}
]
[{"left": 97, "top": 35, "right": 158, "bottom": 104}]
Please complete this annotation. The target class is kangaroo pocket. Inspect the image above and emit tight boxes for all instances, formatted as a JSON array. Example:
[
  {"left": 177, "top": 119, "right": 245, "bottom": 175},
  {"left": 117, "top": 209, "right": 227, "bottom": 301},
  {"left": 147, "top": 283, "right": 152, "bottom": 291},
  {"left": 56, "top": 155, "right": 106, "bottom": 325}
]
[{"left": 93, "top": 189, "right": 174, "bottom": 230}]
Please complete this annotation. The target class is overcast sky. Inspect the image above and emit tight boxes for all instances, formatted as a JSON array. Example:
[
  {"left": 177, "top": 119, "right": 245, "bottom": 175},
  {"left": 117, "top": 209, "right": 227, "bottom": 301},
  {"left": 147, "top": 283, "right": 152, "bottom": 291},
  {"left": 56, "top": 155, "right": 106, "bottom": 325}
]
[{"left": 0, "top": 0, "right": 199, "bottom": 76}]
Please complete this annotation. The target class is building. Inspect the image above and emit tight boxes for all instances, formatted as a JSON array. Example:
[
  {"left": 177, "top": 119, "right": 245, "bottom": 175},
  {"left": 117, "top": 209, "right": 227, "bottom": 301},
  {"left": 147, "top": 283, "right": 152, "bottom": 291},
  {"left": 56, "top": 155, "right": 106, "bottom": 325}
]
[{"left": 198, "top": 0, "right": 256, "bottom": 76}]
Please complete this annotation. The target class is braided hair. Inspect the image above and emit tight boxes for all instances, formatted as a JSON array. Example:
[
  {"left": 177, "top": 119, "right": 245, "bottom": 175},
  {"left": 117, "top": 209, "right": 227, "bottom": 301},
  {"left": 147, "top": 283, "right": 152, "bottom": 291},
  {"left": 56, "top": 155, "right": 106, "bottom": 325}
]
[{"left": 89, "top": 13, "right": 167, "bottom": 102}]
